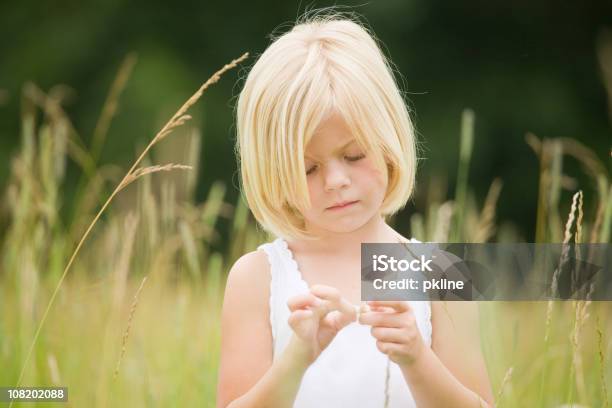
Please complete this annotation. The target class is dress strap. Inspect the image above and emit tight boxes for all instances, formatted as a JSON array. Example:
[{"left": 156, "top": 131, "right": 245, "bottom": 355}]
[
  {"left": 257, "top": 238, "right": 309, "bottom": 355},
  {"left": 274, "top": 238, "right": 311, "bottom": 291}
]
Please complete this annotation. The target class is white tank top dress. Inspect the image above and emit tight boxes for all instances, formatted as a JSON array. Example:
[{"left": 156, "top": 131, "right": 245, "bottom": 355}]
[{"left": 257, "top": 237, "right": 432, "bottom": 407}]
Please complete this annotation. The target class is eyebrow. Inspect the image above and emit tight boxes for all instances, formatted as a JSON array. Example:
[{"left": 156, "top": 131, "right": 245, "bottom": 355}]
[{"left": 304, "top": 139, "right": 357, "bottom": 160}]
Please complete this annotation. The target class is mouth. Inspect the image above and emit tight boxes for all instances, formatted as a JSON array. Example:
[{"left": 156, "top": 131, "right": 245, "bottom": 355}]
[{"left": 327, "top": 200, "right": 359, "bottom": 210}]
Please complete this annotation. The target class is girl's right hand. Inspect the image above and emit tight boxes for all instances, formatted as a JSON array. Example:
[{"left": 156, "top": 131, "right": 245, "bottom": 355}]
[{"left": 286, "top": 284, "right": 357, "bottom": 365}]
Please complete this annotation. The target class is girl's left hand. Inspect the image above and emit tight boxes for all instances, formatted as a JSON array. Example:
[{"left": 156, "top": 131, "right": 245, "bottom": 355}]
[{"left": 358, "top": 300, "right": 426, "bottom": 367}]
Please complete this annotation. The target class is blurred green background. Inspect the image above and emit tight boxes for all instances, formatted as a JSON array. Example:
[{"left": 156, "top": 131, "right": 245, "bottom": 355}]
[
  {"left": 1, "top": 2, "right": 611, "bottom": 406},
  {"left": 1, "top": 0, "right": 610, "bottom": 244}
]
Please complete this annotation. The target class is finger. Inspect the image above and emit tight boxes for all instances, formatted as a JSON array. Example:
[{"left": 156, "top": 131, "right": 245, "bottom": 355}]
[
  {"left": 287, "top": 293, "right": 321, "bottom": 312},
  {"left": 370, "top": 327, "right": 408, "bottom": 343},
  {"left": 310, "top": 285, "right": 341, "bottom": 302},
  {"left": 310, "top": 285, "right": 356, "bottom": 318},
  {"left": 367, "top": 305, "right": 392, "bottom": 313},
  {"left": 322, "top": 310, "right": 354, "bottom": 331},
  {"left": 288, "top": 309, "right": 314, "bottom": 324},
  {"left": 310, "top": 299, "right": 332, "bottom": 319},
  {"left": 288, "top": 309, "right": 313, "bottom": 330},
  {"left": 367, "top": 300, "right": 411, "bottom": 313},
  {"left": 376, "top": 340, "right": 404, "bottom": 356},
  {"left": 359, "top": 311, "right": 405, "bottom": 328},
  {"left": 355, "top": 303, "right": 369, "bottom": 320}
]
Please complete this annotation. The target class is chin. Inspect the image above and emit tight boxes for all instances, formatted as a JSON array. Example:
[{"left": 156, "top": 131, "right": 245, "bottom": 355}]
[{"left": 318, "top": 215, "right": 372, "bottom": 234}]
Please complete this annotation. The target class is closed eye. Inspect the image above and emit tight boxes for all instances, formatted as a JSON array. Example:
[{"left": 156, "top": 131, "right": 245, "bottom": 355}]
[
  {"left": 345, "top": 153, "right": 366, "bottom": 162},
  {"left": 306, "top": 154, "right": 366, "bottom": 176},
  {"left": 306, "top": 165, "right": 317, "bottom": 175}
]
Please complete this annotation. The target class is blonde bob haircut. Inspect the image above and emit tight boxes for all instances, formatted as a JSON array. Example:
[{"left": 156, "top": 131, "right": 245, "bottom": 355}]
[{"left": 236, "top": 12, "right": 418, "bottom": 241}]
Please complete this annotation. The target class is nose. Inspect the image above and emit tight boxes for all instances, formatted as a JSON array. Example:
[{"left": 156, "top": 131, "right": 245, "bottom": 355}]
[{"left": 323, "top": 160, "right": 351, "bottom": 192}]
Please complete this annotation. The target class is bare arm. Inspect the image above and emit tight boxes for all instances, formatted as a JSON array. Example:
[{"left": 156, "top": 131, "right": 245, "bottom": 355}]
[
  {"left": 216, "top": 251, "right": 310, "bottom": 408},
  {"left": 224, "top": 337, "right": 314, "bottom": 408},
  {"left": 216, "top": 251, "right": 359, "bottom": 407},
  {"left": 400, "top": 301, "right": 494, "bottom": 407}
]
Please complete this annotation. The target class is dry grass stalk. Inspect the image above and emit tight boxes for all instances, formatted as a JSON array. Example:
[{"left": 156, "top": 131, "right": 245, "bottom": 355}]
[
  {"left": 495, "top": 366, "right": 513, "bottom": 404},
  {"left": 571, "top": 299, "right": 590, "bottom": 402},
  {"left": 184, "top": 129, "right": 202, "bottom": 199},
  {"left": 544, "top": 190, "right": 581, "bottom": 343},
  {"left": 111, "top": 213, "right": 140, "bottom": 310},
  {"left": 70, "top": 53, "right": 139, "bottom": 232},
  {"left": 562, "top": 191, "right": 581, "bottom": 243},
  {"left": 432, "top": 201, "right": 453, "bottom": 242},
  {"left": 22, "top": 82, "right": 95, "bottom": 174},
  {"left": 410, "top": 213, "right": 425, "bottom": 242},
  {"left": 91, "top": 53, "right": 138, "bottom": 161},
  {"left": 383, "top": 357, "right": 391, "bottom": 408},
  {"left": 560, "top": 174, "right": 578, "bottom": 190},
  {"left": 558, "top": 138, "right": 609, "bottom": 184},
  {"left": 590, "top": 196, "right": 605, "bottom": 245},
  {"left": 570, "top": 191, "right": 591, "bottom": 402},
  {"left": 528, "top": 129, "right": 608, "bottom": 243},
  {"left": 572, "top": 191, "right": 584, "bottom": 294},
  {"left": 152, "top": 52, "right": 248, "bottom": 145},
  {"left": 47, "top": 353, "right": 61, "bottom": 385},
  {"left": 557, "top": 191, "right": 582, "bottom": 294},
  {"left": 69, "top": 164, "right": 124, "bottom": 238},
  {"left": 548, "top": 141, "right": 563, "bottom": 241},
  {"left": 525, "top": 132, "right": 542, "bottom": 155},
  {"left": 118, "top": 164, "right": 193, "bottom": 191},
  {"left": 596, "top": 313, "right": 609, "bottom": 407},
  {"left": 474, "top": 178, "right": 503, "bottom": 242},
  {"left": 575, "top": 190, "right": 584, "bottom": 245},
  {"left": 526, "top": 133, "right": 551, "bottom": 243},
  {"left": 11, "top": 52, "right": 249, "bottom": 392},
  {"left": 113, "top": 275, "right": 148, "bottom": 379}
]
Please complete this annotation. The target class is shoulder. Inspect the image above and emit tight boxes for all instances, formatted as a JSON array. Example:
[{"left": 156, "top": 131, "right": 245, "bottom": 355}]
[
  {"left": 224, "top": 249, "right": 271, "bottom": 308},
  {"left": 219, "top": 249, "right": 274, "bottom": 357},
  {"left": 227, "top": 249, "right": 271, "bottom": 281},
  {"left": 221, "top": 248, "right": 272, "bottom": 339},
  {"left": 220, "top": 248, "right": 274, "bottom": 341}
]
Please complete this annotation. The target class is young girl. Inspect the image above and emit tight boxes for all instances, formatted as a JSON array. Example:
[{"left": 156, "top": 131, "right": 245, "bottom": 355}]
[{"left": 217, "top": 12, "right": 494, "bottom": 408}]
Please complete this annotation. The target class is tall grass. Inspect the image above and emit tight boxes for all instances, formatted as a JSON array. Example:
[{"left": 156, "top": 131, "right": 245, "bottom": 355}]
[
  {"left": 0, "top": 47, "right": 610, "bottom": 407},
  {"left": 1, "top": 53, "right": 260, "bottom": 407}
]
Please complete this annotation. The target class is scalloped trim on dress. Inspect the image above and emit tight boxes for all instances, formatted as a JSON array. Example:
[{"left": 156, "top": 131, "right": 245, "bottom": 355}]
[
  {"left": 275, "top": 238, "right": 310, "bottom": 292},
  {"left": 258, "top": 243, "right": 279, "bottom": 346}
]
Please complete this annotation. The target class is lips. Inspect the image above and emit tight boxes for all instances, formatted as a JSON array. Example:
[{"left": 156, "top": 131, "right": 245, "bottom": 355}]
[{"left": 327, "top": 200, "right": 359, "bottom": 210}]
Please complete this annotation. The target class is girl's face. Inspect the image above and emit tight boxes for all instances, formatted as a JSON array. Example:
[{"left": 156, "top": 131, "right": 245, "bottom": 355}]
[{"left": 301, "top": 112, "right": 388, "bottom": 235}]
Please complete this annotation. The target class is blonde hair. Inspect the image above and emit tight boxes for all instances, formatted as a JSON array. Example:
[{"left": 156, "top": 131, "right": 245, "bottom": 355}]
[{"left": 236, "top": 11, "right": 418, "bottom": 241}]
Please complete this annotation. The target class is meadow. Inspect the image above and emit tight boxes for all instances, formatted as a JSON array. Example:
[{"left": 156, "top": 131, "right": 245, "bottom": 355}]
[{"left": 0, "top": 53, "right": 611, "bottom": 407}]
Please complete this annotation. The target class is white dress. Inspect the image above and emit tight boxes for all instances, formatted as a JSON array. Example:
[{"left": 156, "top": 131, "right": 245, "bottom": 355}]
[{"left": 257, "top": 237, "right": 433, "bottom": 407}]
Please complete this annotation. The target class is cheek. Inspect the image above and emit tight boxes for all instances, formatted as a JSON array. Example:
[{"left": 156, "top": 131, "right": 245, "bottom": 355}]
[
  {"left": 306, "top": 178, "right": 324, "bottom": 208},
  {"left": 375, "top": 166, "right": 388, "bottom": 189},
  {"left": 306, "top": 178, "right": 317, "bottom": 198},
  {"left": 356, "top": 161, "right": 388, "bottom": 192}
]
